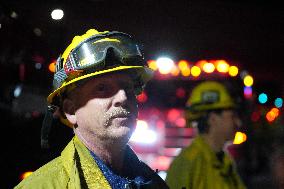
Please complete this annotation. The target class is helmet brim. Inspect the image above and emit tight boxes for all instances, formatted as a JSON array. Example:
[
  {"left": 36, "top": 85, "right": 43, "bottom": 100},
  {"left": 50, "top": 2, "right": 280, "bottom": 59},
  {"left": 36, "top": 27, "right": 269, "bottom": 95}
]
[{"left": 47, "top": 65, "right": 153, "bottom": 104}]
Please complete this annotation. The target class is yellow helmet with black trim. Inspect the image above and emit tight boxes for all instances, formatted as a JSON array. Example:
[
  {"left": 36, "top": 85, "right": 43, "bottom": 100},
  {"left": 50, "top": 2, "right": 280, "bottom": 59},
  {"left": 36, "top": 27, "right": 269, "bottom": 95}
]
[
  {"left": 47, "top": 28, "right": 153, "bottom": 105},
  {"left": 185, "top": 81, "right": 236, "bottom": 123}
]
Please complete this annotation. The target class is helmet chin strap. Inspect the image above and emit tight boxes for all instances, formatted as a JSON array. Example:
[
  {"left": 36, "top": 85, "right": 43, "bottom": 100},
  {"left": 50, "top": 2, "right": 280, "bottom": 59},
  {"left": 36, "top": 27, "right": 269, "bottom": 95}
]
[{"left": 41, "top": 106, "right": 55, "bottom": 149}]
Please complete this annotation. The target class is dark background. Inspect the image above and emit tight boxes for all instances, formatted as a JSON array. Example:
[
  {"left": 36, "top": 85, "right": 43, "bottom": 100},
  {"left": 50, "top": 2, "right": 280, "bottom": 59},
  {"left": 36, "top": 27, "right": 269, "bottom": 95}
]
[{"left": 1, "top": 0, "right": 284, "bottom": 188}]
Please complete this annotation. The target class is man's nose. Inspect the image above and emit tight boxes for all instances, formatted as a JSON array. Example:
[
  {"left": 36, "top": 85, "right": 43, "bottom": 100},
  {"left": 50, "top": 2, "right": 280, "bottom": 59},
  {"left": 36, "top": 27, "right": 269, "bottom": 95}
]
[{"left": 113, "top": 89, "right": 128, "bottom": 107}]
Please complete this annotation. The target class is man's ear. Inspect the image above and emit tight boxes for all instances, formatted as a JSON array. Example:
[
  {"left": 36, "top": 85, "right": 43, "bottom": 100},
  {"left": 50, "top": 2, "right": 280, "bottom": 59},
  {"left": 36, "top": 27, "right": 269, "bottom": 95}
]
[
  {"left": 207, "top": 112, "right": 218, "bottom": 128},
  {"left": 62, "top": 99, "right": 77, "bottom": 125}
]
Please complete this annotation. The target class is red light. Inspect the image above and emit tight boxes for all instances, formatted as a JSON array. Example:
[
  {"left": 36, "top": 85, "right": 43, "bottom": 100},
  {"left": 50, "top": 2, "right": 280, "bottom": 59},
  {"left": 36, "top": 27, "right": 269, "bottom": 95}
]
[
  {"left": 167, "top": 109, "right": 181, "bottom": 122},
  {"left": 137, "top": 91, "right": 148, "bottom": 103},
  {"left": 175, "top": 117, "right": 186, "bottom": 127},
  {"left": 176, "top": 87, "right": 186, "bottom": 98}
]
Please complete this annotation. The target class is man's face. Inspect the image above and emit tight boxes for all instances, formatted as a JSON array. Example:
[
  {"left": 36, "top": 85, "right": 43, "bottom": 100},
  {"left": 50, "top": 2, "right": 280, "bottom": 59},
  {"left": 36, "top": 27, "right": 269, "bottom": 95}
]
[
  {"left": 66, "top": 72, "right": 138, "bottom": 142},
  {"left": 213, "top": 109, "right": 241, "bottom": 141}
]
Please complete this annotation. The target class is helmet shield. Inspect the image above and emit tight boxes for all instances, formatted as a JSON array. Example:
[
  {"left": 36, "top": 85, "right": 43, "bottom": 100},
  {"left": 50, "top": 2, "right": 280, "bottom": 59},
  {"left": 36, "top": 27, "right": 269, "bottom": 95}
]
[{"left": 49, "top": 31, "right": 153, "bottom": 105}]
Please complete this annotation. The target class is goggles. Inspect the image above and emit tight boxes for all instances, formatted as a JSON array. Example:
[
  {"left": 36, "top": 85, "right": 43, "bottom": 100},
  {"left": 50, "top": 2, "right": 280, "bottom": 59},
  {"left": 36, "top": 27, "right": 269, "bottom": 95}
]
[{"left": 53, "top": 31, "right": 146, "bottom": 89}]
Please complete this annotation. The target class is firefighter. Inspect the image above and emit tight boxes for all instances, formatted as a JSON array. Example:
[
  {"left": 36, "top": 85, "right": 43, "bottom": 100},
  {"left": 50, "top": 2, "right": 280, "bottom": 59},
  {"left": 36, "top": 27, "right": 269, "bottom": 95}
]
[
  {"left": 166, "top": 80, "right": 246, "bottom": 189},
  {"left": 15, "top": 28, "right": 169, "bottom": 189}
]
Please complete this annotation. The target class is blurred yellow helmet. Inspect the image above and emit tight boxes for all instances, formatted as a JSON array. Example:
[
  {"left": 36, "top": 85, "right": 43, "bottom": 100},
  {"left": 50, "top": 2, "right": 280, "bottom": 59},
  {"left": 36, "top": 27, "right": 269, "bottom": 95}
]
[{"left": 185, "top": 81, "right": 236, "bottom": 122}]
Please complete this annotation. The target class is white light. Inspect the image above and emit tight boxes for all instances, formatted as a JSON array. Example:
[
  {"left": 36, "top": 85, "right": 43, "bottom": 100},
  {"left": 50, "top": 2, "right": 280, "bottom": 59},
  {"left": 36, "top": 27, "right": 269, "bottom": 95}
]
[
  {"left": 130, "top": 120, "right": 157, "bottom": 144},
  {"left": 156, "top": 57, "right": 174, "bottom": 74},
  {"left": 14, "top": 85, "right": 22, "bottom": 98},
  {"left": 51, "top": 9, "right": 64, "bottom": 20},
  {"left": 11, "top": 11, "right": 18, "bottom": 19},
  {"left": 35, "top": 63, "right": 42, "bottom": 69}
]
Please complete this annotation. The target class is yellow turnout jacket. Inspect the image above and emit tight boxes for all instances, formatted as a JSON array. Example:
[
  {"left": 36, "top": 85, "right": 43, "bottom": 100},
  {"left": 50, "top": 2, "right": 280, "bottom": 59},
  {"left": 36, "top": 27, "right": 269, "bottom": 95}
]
[
  {"left": 15, "top": 136, "right": 168, "bottom": 189},
  {"left": 166, "top": 136, "right": 246, "bottom": 189}
]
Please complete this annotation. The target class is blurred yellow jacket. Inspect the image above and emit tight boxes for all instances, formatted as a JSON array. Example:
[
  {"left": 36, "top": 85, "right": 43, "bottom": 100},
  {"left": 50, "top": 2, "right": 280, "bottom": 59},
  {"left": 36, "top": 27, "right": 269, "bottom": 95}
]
[
  {"left": 166, "top": 136, "right": 246, "bottom": 189},
  {"left": 14, "top": 136, "right": 111, "bottom": 189}
]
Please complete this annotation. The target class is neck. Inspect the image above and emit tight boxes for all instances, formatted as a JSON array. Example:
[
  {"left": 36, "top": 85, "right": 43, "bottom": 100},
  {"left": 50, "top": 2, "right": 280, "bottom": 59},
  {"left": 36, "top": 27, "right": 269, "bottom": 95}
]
[
  {"left": 74, "top": 128, "right": 127, "bottom": 173},
  {"left": 202, "top": 132, "right": 225, "bottom": 152}
]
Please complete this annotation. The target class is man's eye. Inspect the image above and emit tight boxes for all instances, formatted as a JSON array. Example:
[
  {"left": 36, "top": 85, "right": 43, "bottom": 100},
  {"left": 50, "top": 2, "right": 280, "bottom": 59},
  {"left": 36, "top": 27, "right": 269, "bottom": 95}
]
[{"left": 96, "top": 84, "right": 107, "bottom": 92}]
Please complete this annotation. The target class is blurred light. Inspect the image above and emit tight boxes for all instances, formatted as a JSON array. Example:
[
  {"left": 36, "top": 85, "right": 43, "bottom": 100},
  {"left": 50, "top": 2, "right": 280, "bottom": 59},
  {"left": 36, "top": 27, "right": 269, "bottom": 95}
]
[
  {"left": 265, "top": 108, "right": 280, "bottom": 122},
  {"left": 11, "top": 11, "right": 18, "bottom": 19},
  {"left": 175, "top": 87, "right": 186, "bottom": 98},
  {"left": 178, "top": 60, "right": 189, "bottom": 70},
  {"left": 0, "top": 23, "right": 2, "bottom": 29},
  {"left": 243, "top": 75, "right": 253, "bottom": 87},
  {"left": 266, "top": 111, "right": 276, "bottom": 122},
  {"left": 156, "top": 57, "right": 175, "bottom": 74},
  {"left": 35, "top": 62, "right": 42, "bottom": 70},
  {"left": 48, "top": 61, "right": 56, "bottom": 73},
  {"left": 33, "top": 28, "right": 42, "bottom": 36},
  {"left": 51, "top": 9, "right": 64, "bottom": 20},
  {"left": 215, "top": 60, "right": 229, "bottom": 73},
  {"left": 130, "top": 120, "right": 157, "bottom": 144},
  {"left": 243, "top": 86, "right": 252, "bottom": 99},
  {"left": 137, "top": 91, "right": 148, "bottom": 103},
  {"left": 147, "top": 60, "right": 158, "bottom": 71},
  {"left": 167, "top": 109, "right": 181, "bottom": 122},
  {"left": 20, "top": 171, "right": 33, "bottom": 180},
  {"left": 233, "top": 132, "right": 247, "bottom": 145},
  {"left": 154, "top": 156, "right": 172, "bottom": 171},
  {"left": 196, "top": 60, "right": 208, "bottom": 68},
  {"left": 171, "top": 66, "right": 180, "bottom": 76},
  {"left": 175, "top": 117, "right": 186, "bottom": 127},
  {"left": 191, "top": 66, "right": 201, "bottom": 77},
  {"left": 274, "top": 97, "right": 283, "bottom": 108},
  {"left": 202, "top": 62, "right": 215, "bottom": 73},
  {"left": 228, "top": 66, "right": 239, "bottom": 77},
  {"left": 258, "top": 93, "right": 268, "bottom": 104},
  {"left": 14, "top": 85, "right": 22, "bottom": 98},
  {"left": 181, "top": 68, "right": 190, "bottom": 76},
  {"left": 271, "top": 108, "right": 280, "bottom": 117},
  {"left": 178, "top": 60, "right": 190, "bottom": 76}
]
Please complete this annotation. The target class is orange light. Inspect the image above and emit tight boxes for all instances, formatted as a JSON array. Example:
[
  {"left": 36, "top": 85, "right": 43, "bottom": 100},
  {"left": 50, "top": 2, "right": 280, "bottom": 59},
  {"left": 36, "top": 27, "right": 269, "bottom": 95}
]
[
  {"left": 196, "top": 60, "right": 208, "bottom": 68},
  {"left": 271, "top": 108, "right": 280, "bottom": 117},
  {"left": 266, "top": 111, "right": 276, "bottom": 122},
  {"left": 202, "top": 62, "right": 215, "bottom": 73},
  {"left": 48, "top": 61, "right": 56, "bottom": 73},
  {"left": 233, "top": 132, "right": 247, "bottom": 145},
  {"left": 20, "top": 171, "right": 33, "bottom": 180},
  {"left": 171, "top": 66, "right": 180, "bottom": 76},
  {"left": 228, "top": 66, "right": 239, "bottom": 77},
  {"left": 178, "top": 60, "right": 189, "bottom": 70},
  {"left": 191, "top": 66, "right": 201, "bottom": 77},
  {"left": 147, "top": 60, "right": 158, "bottom": 71},
  {"left": 215, "top": 60, "right": 229, "bottom": 73},
  {"left": 178, "top": 60, "right": 190, "bottom": 76}
]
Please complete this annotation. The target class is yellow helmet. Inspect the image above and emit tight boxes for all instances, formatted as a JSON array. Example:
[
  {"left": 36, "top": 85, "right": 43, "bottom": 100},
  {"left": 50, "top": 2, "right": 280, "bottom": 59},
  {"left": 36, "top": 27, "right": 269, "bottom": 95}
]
[
  {"left": 185, "top": 81, "right": 236, "bottom": 122},
  {"left": 47, "top": 28, "right": 153, "bottom": 105}
]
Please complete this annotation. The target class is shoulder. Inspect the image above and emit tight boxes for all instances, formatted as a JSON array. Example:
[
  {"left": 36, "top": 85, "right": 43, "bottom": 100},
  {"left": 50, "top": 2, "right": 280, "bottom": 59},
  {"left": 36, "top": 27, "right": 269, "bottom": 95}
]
[{"left": 14, "top": 157, "right": 68, "bottom": 189}]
